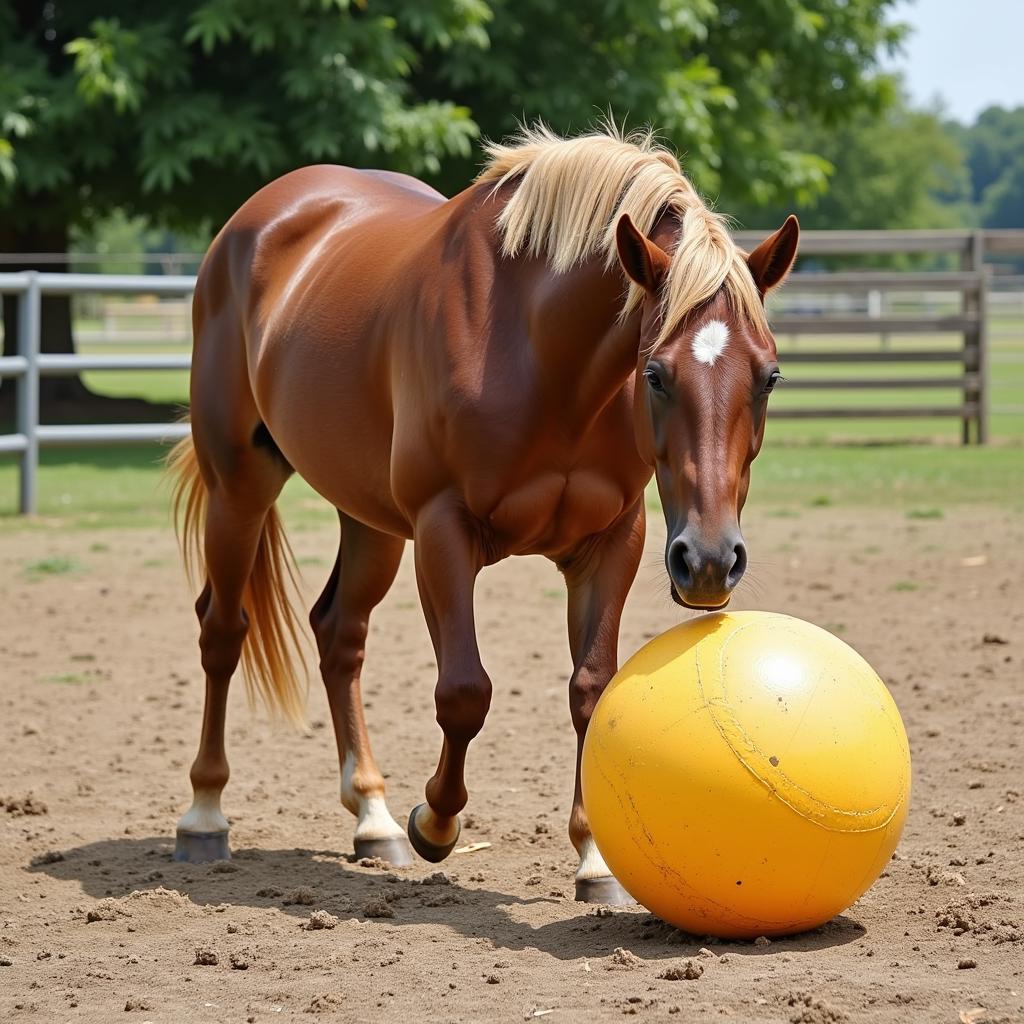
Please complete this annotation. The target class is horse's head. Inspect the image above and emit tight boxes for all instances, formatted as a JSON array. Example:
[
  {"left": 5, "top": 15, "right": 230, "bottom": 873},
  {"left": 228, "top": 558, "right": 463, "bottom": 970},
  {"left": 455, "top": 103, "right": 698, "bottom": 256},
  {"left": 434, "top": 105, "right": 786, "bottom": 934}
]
[{"left": 616, "top": 212, "right": 799, "bottom": 610}]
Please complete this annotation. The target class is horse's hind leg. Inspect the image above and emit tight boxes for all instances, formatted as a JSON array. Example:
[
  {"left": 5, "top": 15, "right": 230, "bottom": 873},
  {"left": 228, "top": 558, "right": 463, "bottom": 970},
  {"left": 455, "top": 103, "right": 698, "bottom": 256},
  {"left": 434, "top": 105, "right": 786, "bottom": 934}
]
[
  {"left": 309, "top": 513, "right": 413, "bottom": 865},
  {"left": 174, "top": 462, "right": 290, "bottom": 861}
]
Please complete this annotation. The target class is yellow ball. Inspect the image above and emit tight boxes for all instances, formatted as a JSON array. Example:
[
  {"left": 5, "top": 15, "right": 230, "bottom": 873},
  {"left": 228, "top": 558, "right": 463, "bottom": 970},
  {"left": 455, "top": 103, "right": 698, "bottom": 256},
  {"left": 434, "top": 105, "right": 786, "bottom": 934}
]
[{"left": 581, "top": 611, "right": 911, "bottom": 939}]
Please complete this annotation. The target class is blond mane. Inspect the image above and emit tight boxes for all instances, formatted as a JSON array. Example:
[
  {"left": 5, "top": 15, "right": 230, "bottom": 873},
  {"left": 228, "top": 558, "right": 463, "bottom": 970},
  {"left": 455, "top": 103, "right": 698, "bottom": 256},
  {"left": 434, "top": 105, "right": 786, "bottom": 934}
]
[{"left": 477, "top": 122, "right": 768, "bottom": 348}]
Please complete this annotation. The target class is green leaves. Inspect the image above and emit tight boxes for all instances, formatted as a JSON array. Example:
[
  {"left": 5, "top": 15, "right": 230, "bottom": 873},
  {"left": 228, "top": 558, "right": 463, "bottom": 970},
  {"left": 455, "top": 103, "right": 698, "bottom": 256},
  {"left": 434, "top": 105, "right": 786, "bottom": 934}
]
[
  {"left": 183, "top": 1, "right": 243, "bottom": 55},
  {"left": 64, "top": 18, "right": 184, "bottom": 113},
  {"left": 0, "top": 0, "right": 912, "bottom": 233}
]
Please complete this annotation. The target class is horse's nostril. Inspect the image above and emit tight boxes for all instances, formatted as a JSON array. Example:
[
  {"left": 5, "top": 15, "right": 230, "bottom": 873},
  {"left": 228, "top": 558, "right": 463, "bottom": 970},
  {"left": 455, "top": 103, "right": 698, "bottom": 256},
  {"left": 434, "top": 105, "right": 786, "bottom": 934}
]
[
  {"left": 729, "top": 541, "right": 747, "bottom": 586},
  {"left": 667, "top": 537, "right": 693, "bottom": 590}
]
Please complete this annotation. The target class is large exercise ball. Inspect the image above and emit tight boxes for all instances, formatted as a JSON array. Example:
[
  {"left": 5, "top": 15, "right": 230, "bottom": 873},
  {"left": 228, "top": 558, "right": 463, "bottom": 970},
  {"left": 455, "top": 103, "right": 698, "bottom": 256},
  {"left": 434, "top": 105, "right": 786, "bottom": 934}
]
[{"left": 581, "top": 611, "right": 911, "bottom": 938}]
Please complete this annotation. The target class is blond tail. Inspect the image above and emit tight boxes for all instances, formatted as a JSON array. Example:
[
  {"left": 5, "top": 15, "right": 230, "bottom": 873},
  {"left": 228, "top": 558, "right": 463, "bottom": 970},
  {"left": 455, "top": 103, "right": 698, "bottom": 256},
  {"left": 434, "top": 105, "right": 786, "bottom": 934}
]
[{"left": 167, "top": 431, "right": 308, "bottom": 727}]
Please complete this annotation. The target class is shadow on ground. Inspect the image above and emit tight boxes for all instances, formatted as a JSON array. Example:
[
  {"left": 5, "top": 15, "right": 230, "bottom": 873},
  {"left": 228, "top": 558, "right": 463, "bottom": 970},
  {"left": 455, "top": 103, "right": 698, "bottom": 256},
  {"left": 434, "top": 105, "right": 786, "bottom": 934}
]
[{"left": 29, "top": 836, "right": 866, "bottom": 962}]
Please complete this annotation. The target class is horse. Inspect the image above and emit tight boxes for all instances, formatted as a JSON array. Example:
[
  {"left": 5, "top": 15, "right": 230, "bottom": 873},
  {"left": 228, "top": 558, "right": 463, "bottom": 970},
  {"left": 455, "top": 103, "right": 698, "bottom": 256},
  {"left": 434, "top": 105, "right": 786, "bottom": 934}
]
[{"left": 168, "top": 123, "right": 799, "bottom": 903}]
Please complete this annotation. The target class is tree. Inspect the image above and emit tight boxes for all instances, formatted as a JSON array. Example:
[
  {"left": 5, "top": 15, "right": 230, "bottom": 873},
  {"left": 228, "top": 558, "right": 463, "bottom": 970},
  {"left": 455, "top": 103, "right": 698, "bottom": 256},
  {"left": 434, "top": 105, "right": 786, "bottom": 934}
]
[
  {"left": 731, "top": 91, "right": 972, "bottom": 232},
  {"left": 958, "top": 105, "right": 1024, "bottom": 206},
  {"left": 0, "top": 0, "right": 906, "bottom": 417},
  {"left": 416, "top": 0, "right": 905, "bottom": 205},
  {"left": 982, "top": 156, "right": 1024, "bottom": 229},
  {"left": 1, "top": 0, "right": 483, "bottom": 417},
  {"left": 951, "top": 105, "right": 1024, "bottom": 229}
]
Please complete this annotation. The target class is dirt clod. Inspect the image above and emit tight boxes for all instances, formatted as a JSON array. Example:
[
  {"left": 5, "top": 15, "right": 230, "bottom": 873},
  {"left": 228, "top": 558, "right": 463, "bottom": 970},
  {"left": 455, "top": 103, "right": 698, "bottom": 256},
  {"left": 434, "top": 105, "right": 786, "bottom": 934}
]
[
  {"left": 305, "top": 910, "right": 339, "bottom": 930},
  {"left": 85, "top": 900, "right": 120, "bottom": 923},
  {"left": 193, "top": 946, "right": 218, "bottom": 966},
  {"left": 658, "top": 960, "right": 703, "bottom": 981},
  {"left": 610, "top": 947, "right": 643, "bottom": 970},
  {"left": 362, "top": 896, "right": 394, "bottom": 919},
  {"left": 3, "top": 794, "right": 47, "bottom": 816},
  {"left": 786, "top": 992, "right": 848, "bottom": 1023},
  {"left": 229, "top": 951, "right": 250, "bottom": 970},
  {"left": 29, "top": 850, "right": 64, "bottom": 866},
  {"left": 305, "top": 995, "right": 344, "bottom": 1014},
  {"left": 419, "top": 871, "right": 452, "bottom": 886}
]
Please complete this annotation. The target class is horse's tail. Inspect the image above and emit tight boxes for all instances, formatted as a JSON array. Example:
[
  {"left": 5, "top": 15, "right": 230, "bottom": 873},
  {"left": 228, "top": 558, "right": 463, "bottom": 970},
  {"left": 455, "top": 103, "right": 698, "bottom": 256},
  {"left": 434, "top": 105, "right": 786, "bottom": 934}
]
[{"left": 167, "top": 429, "right": 308, "bottom": 727}]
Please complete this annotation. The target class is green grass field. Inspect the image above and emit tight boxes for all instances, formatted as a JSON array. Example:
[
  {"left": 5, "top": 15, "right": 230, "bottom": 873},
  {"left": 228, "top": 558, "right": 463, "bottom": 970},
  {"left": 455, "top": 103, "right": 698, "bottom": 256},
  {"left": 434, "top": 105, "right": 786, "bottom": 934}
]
[
  {"left": 1, "top": 311, "right": 1020, "bottom": 526},
  {"left": 1, "top": 440, "right": 1020, "bottom": 531}
]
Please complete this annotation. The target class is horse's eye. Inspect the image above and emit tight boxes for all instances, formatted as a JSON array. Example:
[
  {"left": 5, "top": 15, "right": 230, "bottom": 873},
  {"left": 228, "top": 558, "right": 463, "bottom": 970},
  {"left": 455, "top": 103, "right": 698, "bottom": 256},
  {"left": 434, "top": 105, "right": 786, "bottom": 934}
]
[
  {"left": 644, "top": 367, "right": 666, "bottom": 394},
  {"left": 764, "top": 370, "right": 782, "bottom": 394}
]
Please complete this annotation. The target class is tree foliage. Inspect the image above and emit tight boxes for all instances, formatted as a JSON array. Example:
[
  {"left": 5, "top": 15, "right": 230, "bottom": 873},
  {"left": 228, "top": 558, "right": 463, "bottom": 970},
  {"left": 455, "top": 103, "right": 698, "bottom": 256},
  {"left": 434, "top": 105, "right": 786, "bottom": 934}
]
[
  {"left": 953, "top": 106, "right": 1024, "bottom": 228},
  {"left": 0, "top": 0, "right": 905, "bottom": 239},
  {"left": 0, "top": 0, "right": 486, "bottom": 234},
  {"left": 734, "top": 91, "right": 972, "bottom": 230}
]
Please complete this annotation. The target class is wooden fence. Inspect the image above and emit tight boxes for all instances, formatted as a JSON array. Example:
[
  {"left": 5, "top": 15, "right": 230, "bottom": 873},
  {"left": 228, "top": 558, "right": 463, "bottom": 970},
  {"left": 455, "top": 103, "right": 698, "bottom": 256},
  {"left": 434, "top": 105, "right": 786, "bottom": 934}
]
[{"left": 732, "top": 229, "right": 1024, "bottom": 444}]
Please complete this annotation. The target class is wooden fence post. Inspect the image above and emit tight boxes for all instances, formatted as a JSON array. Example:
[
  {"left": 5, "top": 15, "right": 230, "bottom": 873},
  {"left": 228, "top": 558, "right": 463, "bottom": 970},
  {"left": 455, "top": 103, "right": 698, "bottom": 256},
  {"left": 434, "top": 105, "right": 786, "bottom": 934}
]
[
  {"left": 962, "top": 231, "right": 987, "bottom": 444},
  {"left": 974, "top": 232, "right": 988, "bottom": 445}
]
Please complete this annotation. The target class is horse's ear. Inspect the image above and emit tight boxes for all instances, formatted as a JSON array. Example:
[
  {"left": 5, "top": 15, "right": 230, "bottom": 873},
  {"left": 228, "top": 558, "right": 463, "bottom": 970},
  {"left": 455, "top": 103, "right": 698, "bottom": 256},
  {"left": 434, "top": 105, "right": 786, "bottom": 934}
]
[
  {"left": 616, "top": 214, "right": 670, "bottom": 294},
  {"left": 747, "top": 214, "right": 799, "bottom": 296}
]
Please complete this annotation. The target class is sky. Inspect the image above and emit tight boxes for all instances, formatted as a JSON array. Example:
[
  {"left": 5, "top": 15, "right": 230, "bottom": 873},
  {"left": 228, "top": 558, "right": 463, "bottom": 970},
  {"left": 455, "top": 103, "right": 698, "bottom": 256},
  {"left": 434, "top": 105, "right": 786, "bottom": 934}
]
[{"left": 890, "top": 0, "right": 1023, "bottom": 123}]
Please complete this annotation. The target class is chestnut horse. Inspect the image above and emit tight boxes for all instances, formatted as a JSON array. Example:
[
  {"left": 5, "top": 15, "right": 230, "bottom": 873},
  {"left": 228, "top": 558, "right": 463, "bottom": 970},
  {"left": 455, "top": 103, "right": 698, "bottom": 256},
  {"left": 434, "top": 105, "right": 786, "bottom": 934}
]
[{"left": 169, "top": 124, "right": 798, "bottom": 902}]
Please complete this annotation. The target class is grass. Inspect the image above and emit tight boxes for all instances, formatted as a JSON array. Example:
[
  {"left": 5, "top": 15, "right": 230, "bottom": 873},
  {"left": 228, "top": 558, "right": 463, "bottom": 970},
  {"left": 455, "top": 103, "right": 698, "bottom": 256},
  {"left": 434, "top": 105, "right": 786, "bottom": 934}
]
[
  {"left": 748, "top": 444, "right": 1023, "bottom": 511},
  {"left": 0, "top": 438, "right": 1020, "bottom": 532},
  {"left": 23, "top": 555, "right": 79, "bottom": 577},
  {"left": 38, "top": 672, "right": 88, "bottom": 686}
]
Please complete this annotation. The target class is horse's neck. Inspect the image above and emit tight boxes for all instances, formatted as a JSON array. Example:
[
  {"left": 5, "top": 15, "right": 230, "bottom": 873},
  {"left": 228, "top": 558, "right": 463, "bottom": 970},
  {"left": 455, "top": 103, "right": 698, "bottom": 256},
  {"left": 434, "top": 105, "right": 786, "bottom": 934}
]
[
  {"left": 523, "top": 252, "right": 642, "bottom": 420},
  {"left": 438, "top": 185, "right": 642, "bottom": 422}
]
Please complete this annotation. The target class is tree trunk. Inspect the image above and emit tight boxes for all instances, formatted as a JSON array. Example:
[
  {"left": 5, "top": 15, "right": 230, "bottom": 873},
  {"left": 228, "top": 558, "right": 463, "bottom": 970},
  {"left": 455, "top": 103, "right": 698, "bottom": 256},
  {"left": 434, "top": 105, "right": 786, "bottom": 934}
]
[
  {"left": 0, "top": 222, "right": 178, "bottom": 426},
  {"left": 1, "top": 223, "right": 92, "bottom": 407}
]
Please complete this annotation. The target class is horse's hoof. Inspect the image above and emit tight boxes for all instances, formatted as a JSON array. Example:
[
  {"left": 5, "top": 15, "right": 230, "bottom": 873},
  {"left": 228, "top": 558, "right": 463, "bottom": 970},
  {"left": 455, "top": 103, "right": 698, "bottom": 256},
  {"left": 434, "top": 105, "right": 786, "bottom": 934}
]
[
  {"left": 406, "top": 804, "right": 460, "bottom": 863},
  {"left": 173, "top": 830, "right": 231, "bottom": 864},
  {"left": 354, "top": 836, "right": 415, "bottom": 868},
  {"left": 574, "top": 875, "right": 636, "bottom": 905}
]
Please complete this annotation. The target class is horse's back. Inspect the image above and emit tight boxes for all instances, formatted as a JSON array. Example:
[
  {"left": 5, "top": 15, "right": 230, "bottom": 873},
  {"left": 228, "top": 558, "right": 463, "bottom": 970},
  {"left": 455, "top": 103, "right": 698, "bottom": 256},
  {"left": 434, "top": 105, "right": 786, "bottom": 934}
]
[
  {"left": 189, "top": 164, "right": 452, "bottom": 534},
  {"left": 208, "top": 164, "right": 441, "bottom": 307}
]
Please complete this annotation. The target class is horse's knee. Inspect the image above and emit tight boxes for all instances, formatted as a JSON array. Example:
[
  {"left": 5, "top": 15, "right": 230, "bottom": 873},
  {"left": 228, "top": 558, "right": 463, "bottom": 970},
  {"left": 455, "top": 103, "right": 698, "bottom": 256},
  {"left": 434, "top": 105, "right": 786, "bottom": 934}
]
[
  {"left": 569, "top": 663, "right": 613, "bottom": 732},
  {"left": 434, "top": 666, "right": 492, "bottom": 741}
]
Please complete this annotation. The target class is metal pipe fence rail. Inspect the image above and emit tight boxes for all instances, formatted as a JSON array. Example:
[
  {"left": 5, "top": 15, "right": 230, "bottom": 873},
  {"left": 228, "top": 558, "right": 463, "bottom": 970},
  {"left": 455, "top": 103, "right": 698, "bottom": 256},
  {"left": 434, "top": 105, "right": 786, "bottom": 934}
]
[
  {"left": 2, "top": 229, "right": 1024, "bottom": 514},
  {"left": 0, "top": 271, "right": 193, "bottom": 514}
]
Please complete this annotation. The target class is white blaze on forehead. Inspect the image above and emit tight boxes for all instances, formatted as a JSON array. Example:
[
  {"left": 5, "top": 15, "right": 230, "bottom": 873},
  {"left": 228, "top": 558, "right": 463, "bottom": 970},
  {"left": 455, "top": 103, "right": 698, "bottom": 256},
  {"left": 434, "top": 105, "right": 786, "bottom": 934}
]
[{"left": 691, "top": 319, "right": 730, "bottom": 366}]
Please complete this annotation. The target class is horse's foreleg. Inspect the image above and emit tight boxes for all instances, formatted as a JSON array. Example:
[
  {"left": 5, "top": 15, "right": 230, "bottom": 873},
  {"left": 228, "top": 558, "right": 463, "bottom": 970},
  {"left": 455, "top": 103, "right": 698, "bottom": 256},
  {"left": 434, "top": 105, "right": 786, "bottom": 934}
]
[
  {"left": 310, "top": 514, "right": 413, "bottom": 866},
  {"left": 406, "top": 499, "right": 490, "bottom": 863},
  {"left": 562, "top": 498, "right": 645, "bottom": 903}
]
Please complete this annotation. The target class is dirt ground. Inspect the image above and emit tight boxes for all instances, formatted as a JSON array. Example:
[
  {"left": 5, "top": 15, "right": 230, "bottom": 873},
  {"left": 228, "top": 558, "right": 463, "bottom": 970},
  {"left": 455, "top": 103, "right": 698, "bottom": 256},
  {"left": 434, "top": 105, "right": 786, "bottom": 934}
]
[{"left": 1, "top": 503, "right": 1022, "bottom": 1023}]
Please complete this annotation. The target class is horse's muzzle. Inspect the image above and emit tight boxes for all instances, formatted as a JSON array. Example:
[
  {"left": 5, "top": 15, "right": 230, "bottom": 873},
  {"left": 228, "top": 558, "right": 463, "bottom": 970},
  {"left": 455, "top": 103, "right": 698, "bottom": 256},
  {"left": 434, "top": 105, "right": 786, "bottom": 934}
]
[{"left": 666, "top": 526, "right": 747, "bottom": 610}]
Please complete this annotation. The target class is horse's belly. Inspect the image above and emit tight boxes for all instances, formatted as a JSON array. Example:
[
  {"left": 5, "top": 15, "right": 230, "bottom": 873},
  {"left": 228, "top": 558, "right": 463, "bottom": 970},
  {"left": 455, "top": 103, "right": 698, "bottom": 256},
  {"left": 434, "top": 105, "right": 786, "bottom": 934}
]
[{"left": 256, "top": 346, "right": 412, "bottom": 537}]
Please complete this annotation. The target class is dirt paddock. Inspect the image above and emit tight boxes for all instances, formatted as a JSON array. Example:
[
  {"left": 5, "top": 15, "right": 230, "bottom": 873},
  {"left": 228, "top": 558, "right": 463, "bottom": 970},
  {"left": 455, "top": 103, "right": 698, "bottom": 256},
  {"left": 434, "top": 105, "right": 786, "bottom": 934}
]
[{"left": 1, "top": 505, "right": 1022, "bottom": 1023}]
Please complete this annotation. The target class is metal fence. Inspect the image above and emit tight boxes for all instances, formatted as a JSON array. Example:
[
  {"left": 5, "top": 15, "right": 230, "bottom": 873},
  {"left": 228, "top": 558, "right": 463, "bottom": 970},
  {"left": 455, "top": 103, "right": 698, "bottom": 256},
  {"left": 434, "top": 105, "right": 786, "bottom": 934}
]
[{"left": 0, "top": 271, "right": 193, "bottom": 514}]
